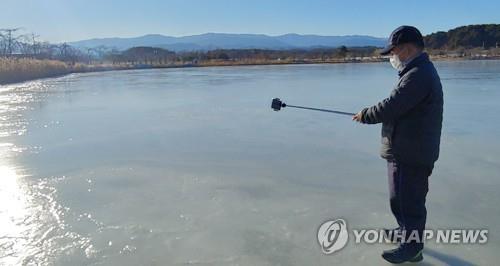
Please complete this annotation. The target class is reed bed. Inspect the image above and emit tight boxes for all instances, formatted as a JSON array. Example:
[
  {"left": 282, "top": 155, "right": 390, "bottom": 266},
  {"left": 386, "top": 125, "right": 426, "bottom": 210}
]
[{"left": 0, "top": 58, "right": 73, "bottom": 84}]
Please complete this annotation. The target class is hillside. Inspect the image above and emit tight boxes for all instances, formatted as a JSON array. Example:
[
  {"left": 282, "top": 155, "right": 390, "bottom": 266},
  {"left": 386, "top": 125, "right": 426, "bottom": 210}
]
[{"left": 425, "top": 24, "right": 500, "bottom": 49}]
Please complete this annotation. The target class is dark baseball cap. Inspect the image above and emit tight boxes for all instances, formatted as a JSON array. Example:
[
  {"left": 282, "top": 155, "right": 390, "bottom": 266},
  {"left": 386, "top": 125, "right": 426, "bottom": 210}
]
[{"left": 380, "top": 25, "right": 424, "bottom": 55}]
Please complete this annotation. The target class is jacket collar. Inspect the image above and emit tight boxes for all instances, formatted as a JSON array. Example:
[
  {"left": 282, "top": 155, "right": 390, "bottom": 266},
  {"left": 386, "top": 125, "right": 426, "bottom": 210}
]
[{"left": 398, "top": 52, "right": 429, "bottom": 77}]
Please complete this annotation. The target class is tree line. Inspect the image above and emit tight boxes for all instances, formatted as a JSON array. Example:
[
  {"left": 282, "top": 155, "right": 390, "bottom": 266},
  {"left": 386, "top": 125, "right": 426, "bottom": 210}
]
[
  {"left": 425, "top": 24, "right": 500, "bottom": 50},
  {"left": 3, "top": 24, "right": 499, "bottom": 66},
  {"left": 104, "top": 46, "right": 379, "bottom": 65},
  {"left": 0, "top": 28, "right": 83, "bottom": 63},
  {"left": 0, "top": 28, "right": 381, "bottom": 65}
]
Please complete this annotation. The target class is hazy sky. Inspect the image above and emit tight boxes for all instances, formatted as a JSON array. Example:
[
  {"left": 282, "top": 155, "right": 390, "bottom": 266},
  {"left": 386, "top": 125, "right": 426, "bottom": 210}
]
[{"left": 1, "top": 0, "right": 499, "bottom": 42}]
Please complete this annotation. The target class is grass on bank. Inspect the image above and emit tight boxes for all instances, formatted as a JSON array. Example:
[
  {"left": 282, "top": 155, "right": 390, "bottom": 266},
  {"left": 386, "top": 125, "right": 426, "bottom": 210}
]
[
  {"left": 0, "top": 58, "right": 134, "bottom": 85},
  {"left": 0, "top": 57, "right": 376, "bottom": 85},
  {"left": 2, "top": 51, "right": 500, "bottom": 85},
  {"left": 0, "top": 57, "right": 74, "bottom": 84}
]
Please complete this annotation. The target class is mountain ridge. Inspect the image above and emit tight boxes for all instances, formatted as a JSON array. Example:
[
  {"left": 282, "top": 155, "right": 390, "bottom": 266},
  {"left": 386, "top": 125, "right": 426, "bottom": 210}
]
[{"left": 69, "top": 33, "right": 387, "bottom": 51}]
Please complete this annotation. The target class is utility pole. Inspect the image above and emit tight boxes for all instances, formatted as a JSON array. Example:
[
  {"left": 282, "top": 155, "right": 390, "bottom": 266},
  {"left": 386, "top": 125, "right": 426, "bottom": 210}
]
[
  {"left": 0, "top": 28, "right": 22, "bottom": 56},
  {"left": 31, "top": 33, "right": 40, "bottom": 56},
  {"left": 60, "top": 42, "right": 69, "bottom": 59}
]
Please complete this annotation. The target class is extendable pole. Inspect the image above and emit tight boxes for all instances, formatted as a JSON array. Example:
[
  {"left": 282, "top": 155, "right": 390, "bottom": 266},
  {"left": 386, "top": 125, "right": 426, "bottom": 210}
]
[
  {"left": 284, "top": 104, "right": 356, "bottom": 116},
  {"left": 271, "top": 98, "right": 355, "bottom": 116}
]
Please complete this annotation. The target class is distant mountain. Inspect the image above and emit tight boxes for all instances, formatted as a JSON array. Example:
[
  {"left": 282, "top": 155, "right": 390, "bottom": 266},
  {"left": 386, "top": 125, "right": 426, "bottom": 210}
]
[
  {"left": 71, "top": 34, "right": 177, "bottom": 50},
  {"left": 275, "top": 33, "right": 386, "bottom": 48},
  {"left": 69, "top": 33, "right": 386, "bottom": 51},
  {"left": 424, "top": 24, "right": 500, "bottom": 49}
]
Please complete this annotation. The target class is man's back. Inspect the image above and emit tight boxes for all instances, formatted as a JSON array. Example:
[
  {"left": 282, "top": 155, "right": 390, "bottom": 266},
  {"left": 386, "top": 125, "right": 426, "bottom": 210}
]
[
  {"left": 361, "top": 52, "right": 443, "bottom": 167},
  {"left": 383, "top": 53, "right": 443, "bottom": 167}
]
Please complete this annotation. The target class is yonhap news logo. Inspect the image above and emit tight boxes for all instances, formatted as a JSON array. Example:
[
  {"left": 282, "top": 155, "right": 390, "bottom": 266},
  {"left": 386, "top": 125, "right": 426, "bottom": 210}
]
[
  {"left": 317, "top": 218, "right": 488, "bottom": 254},
  {"left": 317, "top": 218, "right": 349, "bottom": 254}
]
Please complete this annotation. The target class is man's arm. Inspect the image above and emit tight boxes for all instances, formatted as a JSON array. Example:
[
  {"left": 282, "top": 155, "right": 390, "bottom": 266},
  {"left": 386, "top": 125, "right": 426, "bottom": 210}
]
[{"left": 355, "top": 71, "right": 430, "bottom": 124}]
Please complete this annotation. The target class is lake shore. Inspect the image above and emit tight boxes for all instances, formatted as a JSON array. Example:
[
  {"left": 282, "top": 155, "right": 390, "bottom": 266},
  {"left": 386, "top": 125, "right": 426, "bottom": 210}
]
[{"left": 1, "top": 55, "right": 500, "bottom": 86}]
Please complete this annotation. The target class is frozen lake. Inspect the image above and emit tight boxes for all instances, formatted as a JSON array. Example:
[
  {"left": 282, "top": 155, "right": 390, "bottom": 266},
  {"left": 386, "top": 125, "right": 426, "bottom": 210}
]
[{"left": 1, "top": 60, "right": 499, "bottom": 265}]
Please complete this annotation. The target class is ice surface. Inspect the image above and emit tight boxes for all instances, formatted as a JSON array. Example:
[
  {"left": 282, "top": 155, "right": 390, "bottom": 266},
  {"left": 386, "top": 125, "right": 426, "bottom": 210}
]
[{"left": 0, "top": 61, "right": 499, "bottom": 265}]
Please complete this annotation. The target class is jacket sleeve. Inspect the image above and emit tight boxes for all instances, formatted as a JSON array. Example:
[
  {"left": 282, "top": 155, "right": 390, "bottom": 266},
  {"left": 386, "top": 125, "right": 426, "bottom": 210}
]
[{"left": 361, "top": 70, "right": 430, "bottom": 124}]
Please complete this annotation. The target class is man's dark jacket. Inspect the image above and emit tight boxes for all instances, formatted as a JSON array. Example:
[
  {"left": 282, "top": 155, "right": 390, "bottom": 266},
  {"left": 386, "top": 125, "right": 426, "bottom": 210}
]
[{"left": 361, "top": 52, "right": 443, "bottom": 167}]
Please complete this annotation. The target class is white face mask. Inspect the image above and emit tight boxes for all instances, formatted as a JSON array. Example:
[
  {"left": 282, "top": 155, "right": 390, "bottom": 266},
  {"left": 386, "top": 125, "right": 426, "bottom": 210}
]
[{"left": 389, "top": 54, "right": 404, "bottom": 71}]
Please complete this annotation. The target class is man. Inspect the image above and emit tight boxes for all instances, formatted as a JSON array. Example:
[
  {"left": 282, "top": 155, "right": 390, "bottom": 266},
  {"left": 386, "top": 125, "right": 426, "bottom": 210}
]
[{"left": 352, "top": 25, "right": 443, "bottom": 264}]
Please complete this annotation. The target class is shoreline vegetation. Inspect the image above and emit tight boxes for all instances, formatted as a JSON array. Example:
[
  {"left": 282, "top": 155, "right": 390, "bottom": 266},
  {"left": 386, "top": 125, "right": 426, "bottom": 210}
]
[
  {"left": 0, "top": 54, "right": 382, "bottom": 85},
  {"left": 1, "top": 52, "right": 500, "bottom": 85},
  {"left": 2, "top": 24, "right": 500, "bottom": 85}
]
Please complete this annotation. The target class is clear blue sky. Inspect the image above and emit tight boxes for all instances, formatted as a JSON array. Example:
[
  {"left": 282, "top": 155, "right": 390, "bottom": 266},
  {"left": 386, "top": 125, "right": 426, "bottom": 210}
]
[{"left": 1, "top": 0, "right": 499, "bottom": 42}]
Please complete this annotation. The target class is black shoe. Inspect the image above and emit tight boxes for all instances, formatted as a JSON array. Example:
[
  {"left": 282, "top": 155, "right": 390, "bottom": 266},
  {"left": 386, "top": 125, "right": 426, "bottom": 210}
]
[
  {"left": 382, "top": 245, "right": 423, "bottom": 264},
  {"left": 383, "top": 227, "right": 403, "bottom": 244}
]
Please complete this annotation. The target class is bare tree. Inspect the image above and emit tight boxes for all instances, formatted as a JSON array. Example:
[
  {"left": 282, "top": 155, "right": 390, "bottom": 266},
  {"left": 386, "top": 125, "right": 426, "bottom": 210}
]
[
  {"left": 0, "top": 28, "right": 23, "bottom": 56},
  {"left": 0, "top": 32, "right": 6, "bottom": 55},
  {"left": 18, "top": 39, "right": 32, "bottom": 55},
  {"left": 37, "top": 41, "right": 51, "bottom": 59},
  {"left": 30, "top": 33, "right": 40, "bottom": 56}
]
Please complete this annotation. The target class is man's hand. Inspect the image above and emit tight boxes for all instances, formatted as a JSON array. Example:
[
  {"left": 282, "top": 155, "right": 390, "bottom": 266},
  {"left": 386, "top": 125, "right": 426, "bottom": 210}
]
[{"left": 352, "top": 111, "right": 363, "bottom": 123}]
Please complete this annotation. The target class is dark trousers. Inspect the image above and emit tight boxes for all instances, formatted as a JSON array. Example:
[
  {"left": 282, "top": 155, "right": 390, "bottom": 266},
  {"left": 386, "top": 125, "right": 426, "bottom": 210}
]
[{"left": 387, "top": 160, "right": 433, "bottom": 250}]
